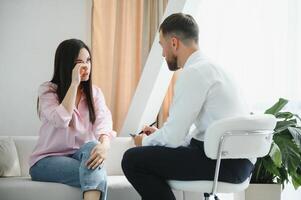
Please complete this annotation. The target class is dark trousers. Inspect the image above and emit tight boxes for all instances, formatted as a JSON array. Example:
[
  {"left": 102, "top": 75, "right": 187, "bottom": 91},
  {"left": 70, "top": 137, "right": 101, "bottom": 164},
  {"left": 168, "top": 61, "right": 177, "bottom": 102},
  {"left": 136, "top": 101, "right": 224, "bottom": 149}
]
[{"left": 121, "top": 138, "right": 254, "bottom": 200}]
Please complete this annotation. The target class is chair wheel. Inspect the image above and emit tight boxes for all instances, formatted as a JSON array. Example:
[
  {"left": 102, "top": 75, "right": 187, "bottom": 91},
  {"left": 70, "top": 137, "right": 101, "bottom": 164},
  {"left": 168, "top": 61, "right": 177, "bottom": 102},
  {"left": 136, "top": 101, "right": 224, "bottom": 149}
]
[
  {"left": 214, "top": 195, "right": 220, "bottom": 200},
  {"left": 203, "top": 193, "right": 218, "bottom": 200},
  {"left": 204, "top": 193, "right": 210, "bottom": 200}
]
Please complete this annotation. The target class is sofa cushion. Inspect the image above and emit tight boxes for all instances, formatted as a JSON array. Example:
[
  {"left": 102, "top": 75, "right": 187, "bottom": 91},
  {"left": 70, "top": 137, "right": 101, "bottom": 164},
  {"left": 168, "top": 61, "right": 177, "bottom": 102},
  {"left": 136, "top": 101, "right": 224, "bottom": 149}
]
[
  {"left": 0, "top": 137, "right": 21, "bottom": 177},
  {"left": 0, "top": 176, "right": 140, "bottom": 200},
  {"left": 0, "top": 177, "right": 82, "bottom": 200},
  {"left": 12, "top": 136, "right": 37, "bottom": 176},
  {"left": 0, "top": 176, "right": 186, "bottom": 200}
]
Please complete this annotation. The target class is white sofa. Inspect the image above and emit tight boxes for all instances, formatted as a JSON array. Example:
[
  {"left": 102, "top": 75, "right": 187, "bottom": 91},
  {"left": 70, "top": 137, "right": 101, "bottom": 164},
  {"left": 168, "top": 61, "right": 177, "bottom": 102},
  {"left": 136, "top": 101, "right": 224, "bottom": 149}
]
[{"left": 0, "top": 136, "right": 187, "bottom": 200}]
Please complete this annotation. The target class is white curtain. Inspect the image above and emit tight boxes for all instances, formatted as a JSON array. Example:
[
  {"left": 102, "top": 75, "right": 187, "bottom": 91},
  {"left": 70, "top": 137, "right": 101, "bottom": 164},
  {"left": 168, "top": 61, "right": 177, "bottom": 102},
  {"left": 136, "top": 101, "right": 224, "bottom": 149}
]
[{"left": 195, "top": 0, "right": 301, "bottom": 113}]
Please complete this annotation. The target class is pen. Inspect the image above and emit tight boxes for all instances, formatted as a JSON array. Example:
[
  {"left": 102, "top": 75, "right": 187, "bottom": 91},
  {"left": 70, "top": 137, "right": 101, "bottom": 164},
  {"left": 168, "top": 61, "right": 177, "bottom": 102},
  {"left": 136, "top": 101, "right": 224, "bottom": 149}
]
[
  {"left": 129, "top": 121, "right": 156, "bottom": 137},
  {"left": 137, "top": 121, "right": 156, "bottom": 134}
]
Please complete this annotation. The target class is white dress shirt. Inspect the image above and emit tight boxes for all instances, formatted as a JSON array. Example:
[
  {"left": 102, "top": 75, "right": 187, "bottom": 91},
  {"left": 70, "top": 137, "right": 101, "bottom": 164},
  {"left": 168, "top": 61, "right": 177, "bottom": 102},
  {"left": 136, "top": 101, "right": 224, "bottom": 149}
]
[{"left": 142, "top": 50, "right": 249, "bottom": 148}]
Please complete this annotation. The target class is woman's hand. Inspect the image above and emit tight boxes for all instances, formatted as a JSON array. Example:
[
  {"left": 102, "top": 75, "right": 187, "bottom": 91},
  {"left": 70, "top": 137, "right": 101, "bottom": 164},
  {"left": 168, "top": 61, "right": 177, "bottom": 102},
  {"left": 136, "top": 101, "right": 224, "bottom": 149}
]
[
  {"left": 86, "top": 135, "right": 110, "bottom": 170},
  {"left": 86, "top": 142, "right": 109, "bottom": 170},
  {"left": 71, "top": 63, "right": 88, "bottom": 86}
]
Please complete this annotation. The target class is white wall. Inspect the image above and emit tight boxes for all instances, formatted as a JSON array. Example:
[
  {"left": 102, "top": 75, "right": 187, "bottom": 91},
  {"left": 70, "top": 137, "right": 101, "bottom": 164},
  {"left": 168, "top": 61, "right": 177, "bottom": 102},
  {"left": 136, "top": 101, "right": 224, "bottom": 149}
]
[{"left": 0, "top": 0, "right": 92, "bottom": 136}]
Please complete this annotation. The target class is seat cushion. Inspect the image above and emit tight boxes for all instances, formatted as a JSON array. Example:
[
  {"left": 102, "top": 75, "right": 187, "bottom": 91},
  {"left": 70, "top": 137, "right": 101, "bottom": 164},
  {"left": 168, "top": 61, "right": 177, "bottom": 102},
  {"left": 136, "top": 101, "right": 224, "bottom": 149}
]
[
  {"left": 168, "top": 178, "right": 250, "bottom": 194},
  {"left": 107, "top": 176, "right": 140, "bottom": 200},
  {"left": 108, "top": 176, "right": 183, "bottom": 200},
  {"left": 0, "top": 177, "right": 82, "bottom": 200},
  {"left": 0, "top": 176, "right": 186, "bottom": 200},
  {"left": 0, "top": 176, "right": 140, "bottom": 200}
]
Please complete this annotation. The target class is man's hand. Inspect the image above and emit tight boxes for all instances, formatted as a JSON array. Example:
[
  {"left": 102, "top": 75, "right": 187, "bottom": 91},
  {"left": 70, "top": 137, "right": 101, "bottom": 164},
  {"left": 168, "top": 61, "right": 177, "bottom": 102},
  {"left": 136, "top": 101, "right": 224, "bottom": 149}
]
[
  {"left": 133, "top": 133, "right": 147, "bottom": 146},
  {"left": 142, "top": 125, "right": 158, "bottom": 135}
]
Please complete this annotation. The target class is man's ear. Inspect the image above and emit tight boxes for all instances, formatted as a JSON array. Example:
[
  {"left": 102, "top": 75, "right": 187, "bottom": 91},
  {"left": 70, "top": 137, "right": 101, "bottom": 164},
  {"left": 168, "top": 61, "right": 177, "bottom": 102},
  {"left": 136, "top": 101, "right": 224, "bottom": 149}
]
[{"left": 171, "top": 37, "right": 179, "bottom": 51}]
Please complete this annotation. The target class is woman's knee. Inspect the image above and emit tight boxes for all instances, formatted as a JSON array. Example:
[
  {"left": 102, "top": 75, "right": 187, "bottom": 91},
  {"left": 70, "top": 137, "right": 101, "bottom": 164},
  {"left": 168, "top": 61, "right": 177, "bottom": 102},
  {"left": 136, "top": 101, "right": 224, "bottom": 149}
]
[{"left": 81, "top": 140, "right": 99, "bottom": 155}]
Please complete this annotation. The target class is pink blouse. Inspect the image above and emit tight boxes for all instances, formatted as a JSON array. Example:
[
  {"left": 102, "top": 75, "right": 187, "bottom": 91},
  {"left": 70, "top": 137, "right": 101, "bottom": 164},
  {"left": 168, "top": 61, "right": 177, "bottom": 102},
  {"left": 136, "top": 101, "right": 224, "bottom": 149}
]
[{"left": 29, "top": 82, "right": 116, "bottom": 167}]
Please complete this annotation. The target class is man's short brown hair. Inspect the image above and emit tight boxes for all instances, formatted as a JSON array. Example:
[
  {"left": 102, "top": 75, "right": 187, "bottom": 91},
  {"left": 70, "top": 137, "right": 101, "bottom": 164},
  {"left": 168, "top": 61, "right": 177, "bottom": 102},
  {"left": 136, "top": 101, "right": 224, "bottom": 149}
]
[{"left": 159, "top": 13, "right": 199, "bottom": 44}]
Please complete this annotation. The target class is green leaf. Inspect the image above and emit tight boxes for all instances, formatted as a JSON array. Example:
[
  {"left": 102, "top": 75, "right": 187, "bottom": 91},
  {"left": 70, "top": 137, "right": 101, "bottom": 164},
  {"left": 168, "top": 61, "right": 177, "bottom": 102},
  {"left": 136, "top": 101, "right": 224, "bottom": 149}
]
[
  {"left": 275, "top": 112, "right": 294, "bottom": 120},
  {"left": 297, "top": 166, "right": 301, "bottom": 175},
  {"left": 275, "top": 119, "right": 297, "bottom": 133},
  {"left": 265, "top": 98, "right": 288, "bottom": 115},
  {"left": 291, "top": 171, "right": 301, "bottom": 189},
  {"left": 262, "top": 157, "right": 281, "bottom": 177},
  {"left": 269, "top": 143, "right": 282, "bottom": 167},
  {"left": 293, "top": 114, "right": 301, "bottom": 122},
  {"left": 251, "top": 158, "right": 275, "bottom": 183},
  {"left": 278, "top": 166, "right": 289, "bottom": 185},
  {"left": 288, "top": 127, "right": 301, "bottom": 149},
  {"left": 274, "top": 136, "right": 301, "bottom": 174}
]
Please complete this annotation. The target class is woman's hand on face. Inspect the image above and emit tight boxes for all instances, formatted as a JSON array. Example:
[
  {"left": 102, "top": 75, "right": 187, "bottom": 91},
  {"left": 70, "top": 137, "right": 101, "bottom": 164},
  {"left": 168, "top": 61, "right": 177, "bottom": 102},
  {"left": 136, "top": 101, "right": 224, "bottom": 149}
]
[
  {"left": 86, "top": 143, "right": 108, "bottom": 170},
  {"left": 71, "top": 63, "right": 88, "bottom": 86}
]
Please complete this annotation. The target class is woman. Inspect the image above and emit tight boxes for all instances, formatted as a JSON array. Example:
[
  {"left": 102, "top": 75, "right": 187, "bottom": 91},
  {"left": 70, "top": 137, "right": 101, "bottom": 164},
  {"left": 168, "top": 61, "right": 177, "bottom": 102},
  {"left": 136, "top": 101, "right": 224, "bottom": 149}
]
[{"left": 29, "top": 39, "right": 116, "bottom": 200}]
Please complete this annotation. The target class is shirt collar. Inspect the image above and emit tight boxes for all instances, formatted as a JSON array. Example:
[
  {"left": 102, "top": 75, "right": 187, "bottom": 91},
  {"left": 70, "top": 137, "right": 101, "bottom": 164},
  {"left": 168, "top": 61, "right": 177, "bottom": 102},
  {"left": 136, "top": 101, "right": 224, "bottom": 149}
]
[{"left": 183, "top": 50, "right": 206, "bottom": 69}]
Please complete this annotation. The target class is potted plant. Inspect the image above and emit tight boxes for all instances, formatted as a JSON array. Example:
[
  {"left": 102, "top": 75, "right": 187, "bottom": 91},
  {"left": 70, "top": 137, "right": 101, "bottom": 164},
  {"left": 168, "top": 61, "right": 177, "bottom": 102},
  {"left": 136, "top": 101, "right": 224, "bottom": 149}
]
[{"left": 246, "top": 98, "right": 301, "bottom": 200}]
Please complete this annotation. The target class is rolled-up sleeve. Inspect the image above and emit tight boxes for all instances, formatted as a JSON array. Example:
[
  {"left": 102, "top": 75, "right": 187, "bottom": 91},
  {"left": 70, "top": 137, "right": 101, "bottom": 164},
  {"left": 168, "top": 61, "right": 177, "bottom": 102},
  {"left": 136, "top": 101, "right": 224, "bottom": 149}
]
[
  {"left": 38, "top": 83, "right": 72, "bottom": 128},
  {"left": 93, "top": 87, "right": 116, "bottom": 140}
]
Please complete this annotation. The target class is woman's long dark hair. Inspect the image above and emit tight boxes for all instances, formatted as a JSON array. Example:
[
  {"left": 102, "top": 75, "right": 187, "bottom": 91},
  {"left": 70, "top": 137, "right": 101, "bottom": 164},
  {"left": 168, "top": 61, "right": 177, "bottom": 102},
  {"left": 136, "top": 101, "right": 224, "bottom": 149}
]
[{"left": 38, "top": 39, "right": 96, "bottom": 124}]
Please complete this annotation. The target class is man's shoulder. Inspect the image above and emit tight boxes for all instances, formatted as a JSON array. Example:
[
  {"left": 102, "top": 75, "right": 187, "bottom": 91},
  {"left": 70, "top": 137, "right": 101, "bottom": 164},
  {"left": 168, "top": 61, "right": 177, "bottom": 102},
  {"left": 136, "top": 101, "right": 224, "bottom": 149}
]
[{"left": 185, "top": 59, "right": 219, "bottom": 79}]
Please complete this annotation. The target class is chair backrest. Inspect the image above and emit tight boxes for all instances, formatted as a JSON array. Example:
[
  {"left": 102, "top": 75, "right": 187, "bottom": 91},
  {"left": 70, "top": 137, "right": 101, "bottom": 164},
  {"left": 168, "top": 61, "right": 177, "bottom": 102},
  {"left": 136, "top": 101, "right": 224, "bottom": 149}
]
[{"left": 204, "top": 114, "right": 277, "bottom": 160}]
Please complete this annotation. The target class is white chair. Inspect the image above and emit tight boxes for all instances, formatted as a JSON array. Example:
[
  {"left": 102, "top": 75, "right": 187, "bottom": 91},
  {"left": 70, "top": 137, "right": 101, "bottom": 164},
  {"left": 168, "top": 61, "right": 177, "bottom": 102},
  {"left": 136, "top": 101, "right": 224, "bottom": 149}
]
[{"left": 168, "top": 114, "right": 277, "bottom": 200}]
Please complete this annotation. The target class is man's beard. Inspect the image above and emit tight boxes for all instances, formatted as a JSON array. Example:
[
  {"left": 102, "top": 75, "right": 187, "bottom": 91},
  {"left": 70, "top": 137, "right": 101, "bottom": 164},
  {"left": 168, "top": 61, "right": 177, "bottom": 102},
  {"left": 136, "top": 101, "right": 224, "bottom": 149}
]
[{"left": 166, "top": 55, "right": 179, "bottom": 71}]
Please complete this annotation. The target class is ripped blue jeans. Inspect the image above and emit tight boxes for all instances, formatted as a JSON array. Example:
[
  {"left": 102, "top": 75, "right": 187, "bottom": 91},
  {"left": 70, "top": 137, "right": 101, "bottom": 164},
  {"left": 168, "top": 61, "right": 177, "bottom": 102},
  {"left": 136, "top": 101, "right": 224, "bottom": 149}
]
[{"left": 29, "top": 141, "right": 107, "bottom": 200}]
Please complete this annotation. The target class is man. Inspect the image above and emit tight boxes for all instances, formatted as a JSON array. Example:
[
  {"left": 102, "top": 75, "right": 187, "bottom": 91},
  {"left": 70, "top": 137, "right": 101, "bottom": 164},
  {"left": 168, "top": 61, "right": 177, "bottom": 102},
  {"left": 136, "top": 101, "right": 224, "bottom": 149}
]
[{"left": 122, "top": 13, "right": 253, "bottom": 200}]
